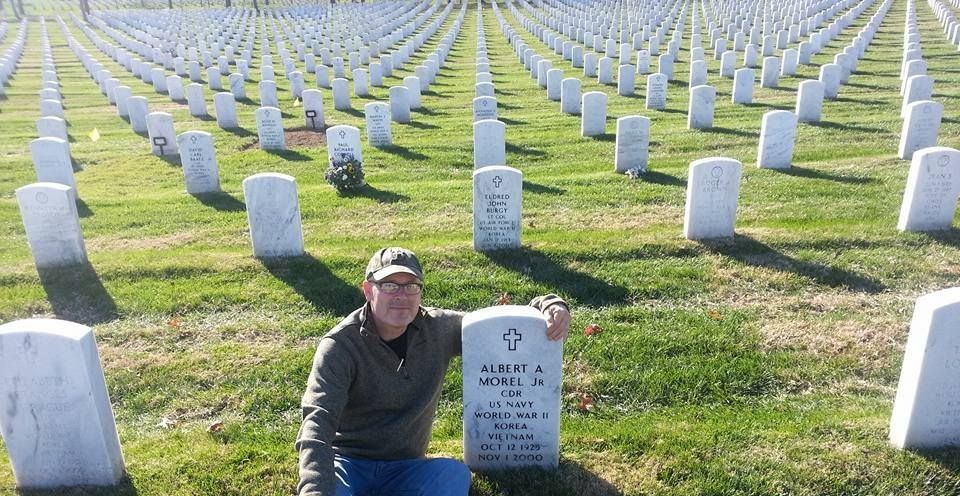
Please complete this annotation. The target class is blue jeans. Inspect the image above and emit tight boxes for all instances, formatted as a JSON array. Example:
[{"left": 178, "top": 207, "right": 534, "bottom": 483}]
[{"left": 334, "top": 454, "right": 471, "bottom": 496}]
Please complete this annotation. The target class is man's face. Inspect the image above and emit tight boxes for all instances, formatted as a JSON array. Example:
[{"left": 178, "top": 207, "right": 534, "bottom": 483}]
[{"left": 363, "top": 272, "right": 422, "bottom": 332}]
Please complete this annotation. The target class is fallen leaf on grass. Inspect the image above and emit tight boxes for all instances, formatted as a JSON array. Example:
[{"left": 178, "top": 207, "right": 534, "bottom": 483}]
[
  {"left": 496, "top": 293, "right": 510, "bottom": 305},
  {"left": 157, "top": 417, "right": 177, "bottom": 429},
  {"left": 207, "top": 421, "right": 225, "bottom": 433},
  {"left": 708, "top": 310, "right": 721, "bottom": 320},
  {"left": 583, "top": 323, "right": 601, "bottom": 336},
  {"left": 167, "top": 318, "right": 182, "bottom": 329},
  {"left": 88, "top": 128, "right": 100, "bottom": 142},
  {"left": 575, "top": 393, "right": 594, "bottom": 412}
]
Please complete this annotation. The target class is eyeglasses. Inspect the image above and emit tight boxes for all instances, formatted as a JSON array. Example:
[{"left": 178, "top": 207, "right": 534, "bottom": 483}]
[{"left": 374, "top": 281, "right": 424, "bottom": 295}]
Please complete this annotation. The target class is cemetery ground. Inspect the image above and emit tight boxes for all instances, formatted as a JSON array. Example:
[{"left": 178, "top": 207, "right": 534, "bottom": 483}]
[{"left": 1, "top": 0, "right": 960, "bottom": 494}]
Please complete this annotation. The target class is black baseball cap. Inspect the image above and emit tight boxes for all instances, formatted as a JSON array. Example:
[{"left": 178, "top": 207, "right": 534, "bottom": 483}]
[{"left": 365, "top": 247, "right": 424, "bottom": 282}]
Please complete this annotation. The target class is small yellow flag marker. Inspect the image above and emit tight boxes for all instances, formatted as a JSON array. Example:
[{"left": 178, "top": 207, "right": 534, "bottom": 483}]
[
  {"left": 88, "top": 128, "right": 101, "bottom": 142},
  {"left": 293, "top": 98, "right": 301, "bottom": 107}
]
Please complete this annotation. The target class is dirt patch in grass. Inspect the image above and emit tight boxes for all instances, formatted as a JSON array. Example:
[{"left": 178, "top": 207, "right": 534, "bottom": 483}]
[{"left": 240, "top": 128, "right": 327, "bottom": 150}]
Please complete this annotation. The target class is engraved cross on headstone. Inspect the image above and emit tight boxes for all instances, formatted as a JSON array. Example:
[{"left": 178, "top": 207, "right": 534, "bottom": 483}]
[
  {"left": 493, "top": 175, "right": 502, "bottom": 188},
  {"left": 502, "top": 328, "right": 521, "bottom": 351}
]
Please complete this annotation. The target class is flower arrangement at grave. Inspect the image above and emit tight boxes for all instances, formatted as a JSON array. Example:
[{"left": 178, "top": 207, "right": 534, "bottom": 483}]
[{"left": 325, "top": 152, "right": 365, "bottom": 192}]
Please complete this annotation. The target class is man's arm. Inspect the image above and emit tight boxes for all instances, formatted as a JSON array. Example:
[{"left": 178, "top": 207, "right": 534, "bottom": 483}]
[
  {"left": 529, "top": 294, "right": 571, "bottom": 341},
  {"left": 296, "top": 337, "right": 354, "bottom": 496}
]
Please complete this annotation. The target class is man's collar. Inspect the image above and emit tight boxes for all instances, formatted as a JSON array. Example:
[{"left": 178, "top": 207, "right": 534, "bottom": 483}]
[{"left": 358, "top": 303, "right": 426, "bottom": 338}]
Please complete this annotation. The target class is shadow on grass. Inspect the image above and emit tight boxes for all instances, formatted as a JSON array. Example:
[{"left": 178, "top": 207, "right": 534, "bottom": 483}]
[
  {"left": 774, "top": 165, "right": 877, "bottom": 185},
  {"left": 38, "top": 263, "right": 118, "bottom": 325},
  {"left": 192, "top": 191, "right": 246, "bottom": 212},
  {"left": 412, "top": 106, "right": 441, "bottom": 116},
  {"left": 337, "top": 184, "right": 408, "bottom": 203},
  {"left": 700, "top": 234, "right": 884, "bottom": 293},
  {"left": 523, "top": 180, "right": 565, "bottom": 195},
  {"left": 261, "top": 253, "right": 364, "bottom": 315},
  {"left": 584, "top": 133, "right": 615, "bottom": 142},
  {"left": 919, "top": 228, "right": 960, "bottom": 248},
  {"left": 916, "top": 447, "right": 960, "bottom": 476},
  {"left": 158, "top": 154, "right": 182, "bottom": 167},
  {"left": 16, "top": 476, "right": 139, "bottom": 495},
  {"left": 407, "top": 120, "right": 440, "bottom": 130},
  {"left": 380, "top": 144, "right": 429, "bottom": 161},
  {"left": 743, "top": 101, "right": 793, "bottom": 111},
  {"left": 266, "top": 148, "right": 313, "bottom": 161},
  {"left": 483, "top": 247, "right": 630, "bottom": 307},
  {"left": 499, "top": 117, "right": 527, "bottom": 126},
  {"left": 806, "top": 120, "right": 889, "bottom": 134},
  {"left": 706, "top": 126, "right": 756, "bottom": 137},
  {"left": 473, "top": 458, "right": 621, "bottom": 496},
  {"left": 506, "top": 142, "right": 547, "bottom": 157},
  {"left": 338, "top": 108, "right": 364, "bottom": 118},
  {"left": 224, "top": 127, "right": 256, "bottom": 137},
  {"left": 76, "top": 198, "right": 94, "bottom": 217},
  {"left": 643, "top": 170, "right": 685, "bottom": 187}
]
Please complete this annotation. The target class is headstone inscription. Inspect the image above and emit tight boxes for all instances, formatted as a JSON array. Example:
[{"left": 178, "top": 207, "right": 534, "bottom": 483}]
[
  {"left": 15, "top": 183, "right": 86, "bottom": 268},
  {"left": 897, "top": 146, "right": 960, "bottom": 232},
  {"left": 364, "top": 102, "right": 392, "bottom": 147},
  {"left": 899, "top": 101, "right": 943, "bottom": 160},
  {"left": 256, "top": 107, "right": 286, "bottom": 151},
  {"left": 176, "top": 131, "right": 220, "bottom": 194},
  {"left": 683, "top": 157, "right": 742, "bottom": 240},
  {"left": 473, "top": 96, "right": 498, "bottom": 122},
  {"left": 326, "top": 125, "right": 363, "bottom": 164},
  {"left": 462, "top": 305, "right": 562, "bottom": 471},
  {"left": 473, "top": 165, "right": 522, "bottom": 251},
  {"left": 242, "top": 173, "right": 304, "bottom": 258},
  {"left": 615, "top": 115, "right": 650, "bottom": 173},
  {"left": 0, "top": 318, "right": 126, "bottom": 489},
  {"left": 889, "top": 287, "right": 960, "bottom": 449}
]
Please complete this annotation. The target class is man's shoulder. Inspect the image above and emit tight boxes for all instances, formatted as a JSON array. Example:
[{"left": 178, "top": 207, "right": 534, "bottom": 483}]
[{"left": 321, "top": 306, "right": 365, "bottom": 342}]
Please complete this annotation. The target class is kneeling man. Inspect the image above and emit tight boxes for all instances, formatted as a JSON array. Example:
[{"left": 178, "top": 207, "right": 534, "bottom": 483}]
[{"left": 296, "top": 247, "right": 571, "bottom": 495}]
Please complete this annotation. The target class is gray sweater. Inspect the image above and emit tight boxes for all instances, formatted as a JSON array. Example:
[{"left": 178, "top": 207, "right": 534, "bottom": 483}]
[{"left": 296, "top": 296, "right": 566, "bottom": 496}]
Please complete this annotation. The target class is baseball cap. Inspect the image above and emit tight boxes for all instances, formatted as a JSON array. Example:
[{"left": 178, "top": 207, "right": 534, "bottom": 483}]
[{"left": 365, "top": 247, "right": 424, "bottom": 282}]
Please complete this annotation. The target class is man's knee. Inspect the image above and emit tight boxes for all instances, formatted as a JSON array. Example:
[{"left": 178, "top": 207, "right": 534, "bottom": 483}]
[{"left": 427, "top": 458, "right": 472, "bottom": 494}]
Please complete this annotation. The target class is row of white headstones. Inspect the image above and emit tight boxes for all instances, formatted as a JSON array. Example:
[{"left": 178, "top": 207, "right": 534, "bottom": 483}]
[
  {"left": 0, "top": 20, "right": 28, "bottom": 98},
  {"left": 1, "top": 277, "right": 959, "bottom": 488}
]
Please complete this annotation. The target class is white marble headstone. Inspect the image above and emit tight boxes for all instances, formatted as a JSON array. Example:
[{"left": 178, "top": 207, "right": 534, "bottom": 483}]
[
  {"left": 897, "top": 146, "right": 960, "bottom": 232},
  {"left": 615, "top": 115, "right": 650, "bottom": 173},
  {"left": 473, "top": 96, "right": 498, "bottom": 122},
  {"left": 473, "top": 165, "right": 522, "bottom": 251},
  {"left": 757, "top": 110, "right": 798, "bottom": 169},
  {"left": 364, "top": 102, "right": 392, "bottom": 147},
  {"left": 176, "top": 131, "right": 220, "bottom": 194},
  {"left": 146, "top": 112, "right": 178, "bottom": 156},
  {"left": 242, "top": 173, "right": 304, "bottom": 258},
  {"left": 890, "top": 287, "right": 960, "bottom": 448},
  {"left": 302, "top": 89, "right": 325, "bottom": 131},
  {"left": 645, "top": 72, "right": 667, "bottom": 110},
  {"left": 581, "top": 91, "right": 607, "bottom": 136},
  {"left": 683, "top": 157, "right": 742, "bottom": 240},
  {"left": 462, "top": 305, "right": 562, "bottom": 470},
  {"left": 15, "top": 183, "right": 86, "bottom": 268},
  {"left": 326, "top": 125, "right": 363, "bottom": 163},
  {"left": 0, "top": 318, "right": 125, "bottom": 488},
  {"left": 256, "top": 107, "right": 285, "bottom": 151},
  {"left": 213, "top": 92, "right": 238, "bottom": 129},
  {"left": 474, "top": 119, "right": 506, "bottom": 168},
  {"left": 899, "top": 101, "right": 943, "bottom": 160},
  {"left": 688, "top": 85, "right": 716, "bottom": 130},
  {"left": 30, "top": 137, "right": 75, "bottom": 191}
]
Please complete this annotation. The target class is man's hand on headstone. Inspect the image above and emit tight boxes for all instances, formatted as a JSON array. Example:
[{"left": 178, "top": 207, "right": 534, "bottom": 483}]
[{"left": 543, "top": 304, "right": 570, "bottom": 341}]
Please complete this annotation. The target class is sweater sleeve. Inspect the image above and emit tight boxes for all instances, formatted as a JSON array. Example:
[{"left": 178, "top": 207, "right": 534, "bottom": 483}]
[
  {"left": 529, "top": 293, "right": 568, "bottom": 312},
  {"left": 296, "top": 336, "right": 355, "bottom": 496}
]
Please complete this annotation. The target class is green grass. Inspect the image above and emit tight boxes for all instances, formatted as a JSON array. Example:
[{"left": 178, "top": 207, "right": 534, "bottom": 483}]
[{"left": 1, "top": 0, "right": 960, "bottom": 493}]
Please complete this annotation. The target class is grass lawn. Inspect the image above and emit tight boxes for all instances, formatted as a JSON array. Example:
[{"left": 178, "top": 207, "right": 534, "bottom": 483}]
[{"left": 1, "top": 0, "right": 960, "bottom": 493}]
